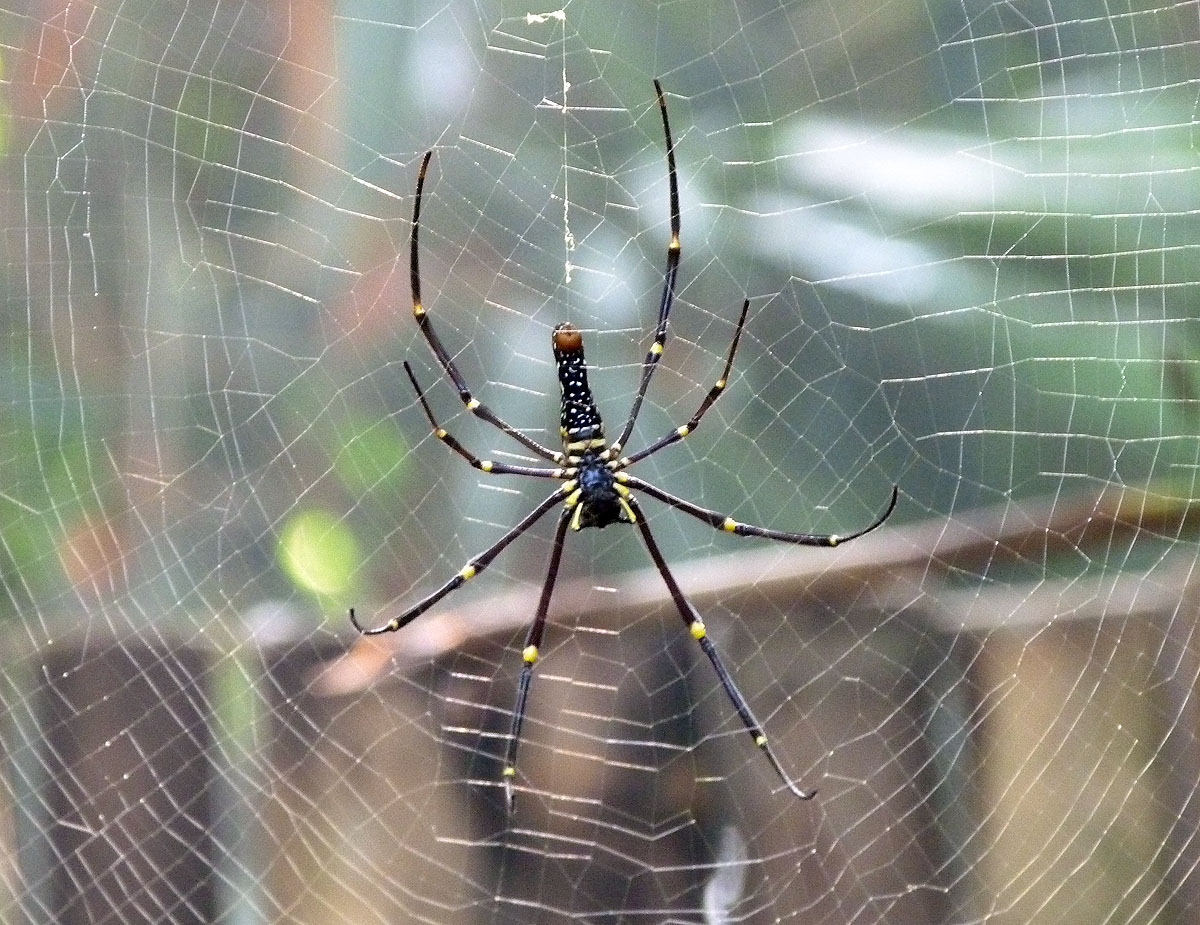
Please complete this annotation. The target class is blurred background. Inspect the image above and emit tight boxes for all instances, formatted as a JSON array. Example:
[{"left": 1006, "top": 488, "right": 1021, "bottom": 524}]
[{"left": 2, "top": 0, "right": 1199, "bottom": 922}]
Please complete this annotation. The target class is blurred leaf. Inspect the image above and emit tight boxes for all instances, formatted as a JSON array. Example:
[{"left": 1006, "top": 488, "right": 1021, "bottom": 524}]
[
  {"left": 278, "top": 509, "right": 359, "bottom": 599},
  {"left": 329, "top": 413, "right": 410, "bottom": 498}
]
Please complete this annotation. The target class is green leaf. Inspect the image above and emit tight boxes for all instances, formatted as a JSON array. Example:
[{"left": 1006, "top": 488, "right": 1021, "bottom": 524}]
[{"left": 278, "top": 509, "right": 359, "bottom": 599}]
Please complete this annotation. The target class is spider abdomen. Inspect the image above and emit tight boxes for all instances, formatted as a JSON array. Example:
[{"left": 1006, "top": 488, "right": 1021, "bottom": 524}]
[{"left": 552, "top": 323, "right": 607, "bottom": 455}]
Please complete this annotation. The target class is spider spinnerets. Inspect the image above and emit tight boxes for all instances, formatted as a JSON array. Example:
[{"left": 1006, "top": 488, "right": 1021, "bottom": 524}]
[{"left": 350, "top": 80, "right": 899, "bottom": 814}]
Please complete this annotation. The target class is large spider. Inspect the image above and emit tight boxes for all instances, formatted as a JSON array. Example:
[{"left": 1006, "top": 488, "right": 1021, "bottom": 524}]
[{"left": 351, "top": 81, "right": 898, "bottom": 813}]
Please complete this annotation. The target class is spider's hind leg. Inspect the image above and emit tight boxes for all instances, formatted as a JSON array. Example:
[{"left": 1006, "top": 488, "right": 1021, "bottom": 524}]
[
  {"left": 623, "top": 495, "right": 817, "bottom": 801},
  {"left": 501, "top": 508, "right": 573, "bottom": 814}
]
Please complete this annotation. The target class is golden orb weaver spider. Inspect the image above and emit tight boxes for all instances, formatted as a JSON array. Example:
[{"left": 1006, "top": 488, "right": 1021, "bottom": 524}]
[{"left": 350, "top": 80, "right": 899, "bottom": 813}]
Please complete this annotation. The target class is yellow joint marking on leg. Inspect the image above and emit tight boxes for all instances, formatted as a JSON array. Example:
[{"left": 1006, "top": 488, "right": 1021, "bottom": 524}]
[
  {"left": 502, "top": 766, "right": 516, "bottom": 777},
  {"left": 715, "top": 379, "right": 726, "bottom": 389},
  {"left": 387, "top": 618, "right": 400, "bottom": 631},
  {"left": 609, "top": 442, "right": 623, "bottom": 455},
  {"left": 480, "top": 460, "right": 493, "bottom": 472},
  {"left": 522, "top": 644, "right": 539, "bottom": 663},
  {"left": 413, "top": 303, "right": 425, "bottom": 317},
  {"left": 689, "top": 620, "right": 706, "bottom": 640},
  {"left": 564, "top": 485, "right": 580, "bottom": 504},
  {"left": 614, "top": 471, "right": 629, "bottom": 483},
  {"left": 722, "top": 517, "right": 739, "bottom": 532},
  {"left": 569, "top": 503, "right": 584, "bottom": 531},
  {"left": 618, "top": 498, "right": 636, "bottom": 523},
  {"left": 676, "top": 425, "right": 690, "bottom": 437},
  {"left": 435, "top": 428, "right": 448, "bottom": 438},
  {"left": 755, "top": 734, "right": 768, "bottom": 748},
  {"left": 670, "top": 235, "right": 680, "bottom": 250},
  {"left": 459, "top": 564, "right": 477, "bottom": 580},
  {"left": 466, "top": 398, "right": 480, "bottom": 411},
  {"left": 828, "top": 535, "right": 840, "bottom": 547},
  {"left": 650, "top": 343, "right": 663, "bottom": 356}
]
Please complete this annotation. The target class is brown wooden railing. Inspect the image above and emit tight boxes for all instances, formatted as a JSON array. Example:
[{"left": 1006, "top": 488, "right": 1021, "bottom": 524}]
[{"left": 9, "top": 486, "right": 1196, "bottom": 923}]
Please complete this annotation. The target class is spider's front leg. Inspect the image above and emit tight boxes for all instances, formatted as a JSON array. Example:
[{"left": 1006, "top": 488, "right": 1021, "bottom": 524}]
[
  {"left": 409, "top": 151, "right": 564, "bottom": 465},
  {"left": 612, "top": 79, "right": 682, "bottom": 454}
]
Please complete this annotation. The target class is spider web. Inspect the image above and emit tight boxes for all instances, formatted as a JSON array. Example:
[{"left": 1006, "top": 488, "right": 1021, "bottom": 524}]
[{"left": 2, "top": 1, "right": 1199, "bottom": 922}]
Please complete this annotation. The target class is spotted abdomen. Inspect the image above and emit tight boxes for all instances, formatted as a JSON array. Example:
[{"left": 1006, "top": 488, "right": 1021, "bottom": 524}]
[{"left": 552, "top": 323, "right": 607, "bottom": 455}]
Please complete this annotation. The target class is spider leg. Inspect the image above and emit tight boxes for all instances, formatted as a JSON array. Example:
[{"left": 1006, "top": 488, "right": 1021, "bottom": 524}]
[
  {"left": 501, "top": 507, "right": 572, "bottom": 814},
  {"left": 624, "top": 495, "right": 816, "bottom": 800},
  {"left": 612, "top": 79, "right": 681, "bottom": 454},
  {"left": 404, "top": 362, "right": 567, "bottom": 479},
  {"left": 410, "top": 151, "right": 563, "bottom": 464},
  {"left": 349, "top": 487, "right": 567, "bottom": 635},
  {"left": 615, "top": 300, "right": 749, "bottom": 469},
  {"left": 621, "top": 477, "right": 899, "bottom": 547}
]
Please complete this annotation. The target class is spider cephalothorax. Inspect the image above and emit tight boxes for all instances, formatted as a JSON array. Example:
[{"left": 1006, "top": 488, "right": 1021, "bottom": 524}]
[
  {"left": 350, "top": 81, "right": 898, "bottom": 813},
  {"left": 567, "top": 449, "right": 631, "bottom": 530}
]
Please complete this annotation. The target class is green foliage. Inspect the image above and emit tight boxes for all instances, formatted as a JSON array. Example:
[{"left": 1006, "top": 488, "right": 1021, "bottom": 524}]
[{"left": 278, "top": 508, "right": 360, "bottom": 601}]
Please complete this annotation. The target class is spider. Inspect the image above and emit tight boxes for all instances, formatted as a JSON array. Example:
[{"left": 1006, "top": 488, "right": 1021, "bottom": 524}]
[{"left": 350, "top": 80, "right": 898, "bottom": 813}]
